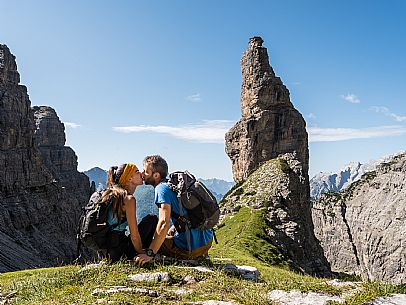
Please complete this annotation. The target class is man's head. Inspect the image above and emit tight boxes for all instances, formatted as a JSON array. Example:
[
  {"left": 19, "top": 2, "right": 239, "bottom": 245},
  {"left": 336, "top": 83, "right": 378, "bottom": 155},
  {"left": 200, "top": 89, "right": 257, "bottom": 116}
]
[{"left": 142, "top": 155, "right": 168, "bottom": 187}]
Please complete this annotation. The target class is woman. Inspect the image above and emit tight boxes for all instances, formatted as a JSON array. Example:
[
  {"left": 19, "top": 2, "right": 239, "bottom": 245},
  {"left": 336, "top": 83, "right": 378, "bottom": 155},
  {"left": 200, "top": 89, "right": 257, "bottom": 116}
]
[{"left": 101, "top": 163, "right": 157, "bottom": 262}]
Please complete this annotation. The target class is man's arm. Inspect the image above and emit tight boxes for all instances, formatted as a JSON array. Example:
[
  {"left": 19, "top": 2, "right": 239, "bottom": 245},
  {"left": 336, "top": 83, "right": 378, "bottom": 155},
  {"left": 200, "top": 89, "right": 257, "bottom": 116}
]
[
  {"left": 149, "top": 203, "right": 171, "bottom": 254},
  {"left": 134, "top": 203, "right": 171, "bottom": 265}
]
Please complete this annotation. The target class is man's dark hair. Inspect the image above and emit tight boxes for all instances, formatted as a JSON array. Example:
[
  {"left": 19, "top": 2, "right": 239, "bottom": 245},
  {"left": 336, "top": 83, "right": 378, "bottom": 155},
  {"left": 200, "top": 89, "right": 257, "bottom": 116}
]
[{"left": 143, "top": 155, "right": 168, "bottom": 179}]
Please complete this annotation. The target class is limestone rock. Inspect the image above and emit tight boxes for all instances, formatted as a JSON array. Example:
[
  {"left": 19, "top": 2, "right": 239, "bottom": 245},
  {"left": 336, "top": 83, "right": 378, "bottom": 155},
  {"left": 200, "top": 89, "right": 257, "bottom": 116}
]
[
  {"left": 225, "top": 37, "right": 309, "bottom": 183},
  {"left": 128, "top": 272, "right": 171, "bottom": 282},
  {"left": 221, "top": 154, "right": 331, "bottom": 276},
  {"left": 32, "top": 106, "right": 89, "bottom": 198},
  {"left": 0, "top": 45, "right": 20, "bottom": 85},
  {"left": 33, "top": 106, "right": 66, "bottom": 146},
  {"left": 312, "top": 153, "right": 406, "bottom": 283},
  {"left": 0, "top": 44, "right": 90, "bottom": 272},
  {"left": 214, "top": 264, "right": 260, "bottom": 281},
  {"left": 268, "top": 289, "right": 344, "bottom": 305},
  {"left": 183, "top": 275, "right": 197, "bottom": 285},
  {"left": 366, "top": 294, "right": 406, "bottom": 305}
]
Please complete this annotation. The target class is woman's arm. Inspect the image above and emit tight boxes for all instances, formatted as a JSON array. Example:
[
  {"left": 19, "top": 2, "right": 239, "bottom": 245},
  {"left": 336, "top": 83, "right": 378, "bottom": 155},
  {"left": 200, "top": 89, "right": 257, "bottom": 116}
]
[{"left": 125, "top": 195, "right": 144, "bottom": 254}]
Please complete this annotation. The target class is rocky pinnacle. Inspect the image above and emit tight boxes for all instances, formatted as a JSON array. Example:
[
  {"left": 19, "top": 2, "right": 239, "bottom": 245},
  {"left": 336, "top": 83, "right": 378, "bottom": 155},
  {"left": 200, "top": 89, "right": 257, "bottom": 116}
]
[{"left": 225, "top": 37, "right": 309, "bottom": 184}]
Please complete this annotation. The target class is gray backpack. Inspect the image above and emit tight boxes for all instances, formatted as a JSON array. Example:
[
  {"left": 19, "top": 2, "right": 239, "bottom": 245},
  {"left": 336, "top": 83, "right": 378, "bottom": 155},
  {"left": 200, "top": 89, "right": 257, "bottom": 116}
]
[{"left": 167, "top": 171, "right": 220, "bottom": 232}]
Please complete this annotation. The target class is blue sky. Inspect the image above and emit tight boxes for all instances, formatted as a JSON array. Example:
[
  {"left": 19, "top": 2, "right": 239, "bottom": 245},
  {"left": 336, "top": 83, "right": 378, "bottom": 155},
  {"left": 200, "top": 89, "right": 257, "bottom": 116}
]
[{"left": 1, "top": 0, "right": 405, "bottom": 180}]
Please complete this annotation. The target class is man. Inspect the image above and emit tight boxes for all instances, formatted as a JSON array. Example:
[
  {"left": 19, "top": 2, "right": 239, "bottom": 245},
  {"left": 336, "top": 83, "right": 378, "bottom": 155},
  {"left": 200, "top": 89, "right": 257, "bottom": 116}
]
[{"left": 135, "top": 155, "right": 213, "bottom": 265}]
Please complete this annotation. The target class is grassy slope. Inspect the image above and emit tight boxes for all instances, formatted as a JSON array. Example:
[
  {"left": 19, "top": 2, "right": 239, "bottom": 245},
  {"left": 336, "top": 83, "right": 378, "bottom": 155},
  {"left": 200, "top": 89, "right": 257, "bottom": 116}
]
[
  {"left": 2, "top": 158, "right": 406, "bottom": 304},
  {"left": 1, "top": 206, "right": 406, "bottom": 304},
  {"left": 0, "top": 206, "right": 340, "bottom": 305}
]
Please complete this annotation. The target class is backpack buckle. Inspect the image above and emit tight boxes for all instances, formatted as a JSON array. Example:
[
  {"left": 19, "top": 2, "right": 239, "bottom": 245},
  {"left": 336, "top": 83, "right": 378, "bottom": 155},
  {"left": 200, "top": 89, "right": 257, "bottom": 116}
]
[{"left": 175, "top": 216, "right": 191, "bottom": 233}]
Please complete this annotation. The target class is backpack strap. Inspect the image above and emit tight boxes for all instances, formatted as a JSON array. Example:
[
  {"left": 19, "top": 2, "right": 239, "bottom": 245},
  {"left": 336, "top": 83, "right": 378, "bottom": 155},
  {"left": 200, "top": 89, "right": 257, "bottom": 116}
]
[
  {"left": 176, "top": 194, "right": 192, "bottom": 255},
  {"left": 212, "top": 228, "right": 218, "bottom": 244}
]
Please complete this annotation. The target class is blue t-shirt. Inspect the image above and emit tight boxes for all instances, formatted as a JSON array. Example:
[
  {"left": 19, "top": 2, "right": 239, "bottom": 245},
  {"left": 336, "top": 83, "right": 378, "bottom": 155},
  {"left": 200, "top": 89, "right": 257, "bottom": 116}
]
[{"left": 155, "top": 182, "right": 213, "bottom": 251}]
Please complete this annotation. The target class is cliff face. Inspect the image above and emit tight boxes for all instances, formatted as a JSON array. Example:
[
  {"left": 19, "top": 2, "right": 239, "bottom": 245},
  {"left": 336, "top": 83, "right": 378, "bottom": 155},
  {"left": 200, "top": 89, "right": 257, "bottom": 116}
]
[
  {"left": 0, "top": 44, "right": 90, "bottom": 272},
  {"left": 312, "top": 153, "right": 406, "bottom": 283},
  {"left": 225, "top": 37, "right": 309, "bottom": 184}
]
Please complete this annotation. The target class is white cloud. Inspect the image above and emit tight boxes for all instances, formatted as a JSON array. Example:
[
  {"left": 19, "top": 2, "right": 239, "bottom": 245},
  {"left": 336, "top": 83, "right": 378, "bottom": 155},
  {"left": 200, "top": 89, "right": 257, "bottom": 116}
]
[
  {"left": 64, "top": 122, "right": 81, "bottom": 129},
  {"left": 186, "top": 93, "right": 202, "bottom": 102},
  {"left": 341, "top": 94, "right": 361, "bottom": 104},
  {"left": 113, "top": 120, "right": 236, "bottom": 143},
  {"left": 370, "top": 106, "right": 406, "bottom": 122},
  {"left": 307, "top": 113, "right": 316, "bottom": 119},
  {"left": 308, "top": 125, "right": 406, "bottom": 142}
]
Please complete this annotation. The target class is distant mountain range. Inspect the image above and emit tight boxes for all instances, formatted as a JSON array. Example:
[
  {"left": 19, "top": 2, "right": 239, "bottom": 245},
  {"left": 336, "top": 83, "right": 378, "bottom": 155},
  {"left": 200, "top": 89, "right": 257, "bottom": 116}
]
[
  {"left": 83, "top": 167, "right": 235, "bottom": 220},
  {"left": 198, "top": 178, "right": 235, "bottom": 202},
  {"left": 310, "top": 151, "right": 405, "bottom": 199},
  {"left": 86, "top": 154, "right": 404, "bottom": 203},
  {"left": 83, "top": 167, "right": 107, "bottom": 191}
]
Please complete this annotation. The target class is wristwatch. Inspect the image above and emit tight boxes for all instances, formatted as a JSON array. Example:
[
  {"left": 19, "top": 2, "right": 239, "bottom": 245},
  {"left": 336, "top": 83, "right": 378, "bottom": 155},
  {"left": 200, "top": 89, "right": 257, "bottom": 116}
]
[{"left": 145, "top": 248, "right": 155, "bottom": 257}]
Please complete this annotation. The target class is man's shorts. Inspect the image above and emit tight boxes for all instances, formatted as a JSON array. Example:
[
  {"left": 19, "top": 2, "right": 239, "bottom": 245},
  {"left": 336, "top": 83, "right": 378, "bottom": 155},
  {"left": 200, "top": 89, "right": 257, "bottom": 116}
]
[{"left": 158, "top": 237, "right": 212, "bottom": 259}]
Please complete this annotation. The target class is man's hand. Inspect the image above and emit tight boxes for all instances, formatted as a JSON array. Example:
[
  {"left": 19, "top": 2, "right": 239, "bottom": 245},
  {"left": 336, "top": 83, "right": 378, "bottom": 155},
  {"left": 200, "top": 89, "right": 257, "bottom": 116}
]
[{"left": 134, "top": 254, "right": 153, "bottom": 266}]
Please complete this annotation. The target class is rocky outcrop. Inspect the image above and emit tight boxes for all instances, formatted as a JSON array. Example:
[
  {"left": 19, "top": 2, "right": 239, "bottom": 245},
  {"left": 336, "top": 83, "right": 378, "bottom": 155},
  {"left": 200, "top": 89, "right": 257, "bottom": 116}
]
[
  {"left": 312, "top": 153, "right": 406, "bottom": 283},
  {"left": 32, "top": 106, "right": 89, "bottom": 197},
  {"left": 0, "top": 44, "right": 90, "bottom": 272},
  {"left": 225, "top": 37, "right": 309, "bottom": 184},
  {"left": 221, "top": 154, "right": 331, "bottom": 276},
  {"left": 223, "top": 37, "right": 329, "bottom": 276}
]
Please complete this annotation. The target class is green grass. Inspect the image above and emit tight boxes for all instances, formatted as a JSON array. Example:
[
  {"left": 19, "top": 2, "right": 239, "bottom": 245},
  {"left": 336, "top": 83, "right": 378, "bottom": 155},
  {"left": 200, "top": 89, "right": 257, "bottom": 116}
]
[
  {"left": 1, "top": 206, "right": 406, "bottom": 304},
  {"left": 0, "top": 206, "right": 341, "bottom": 305},
  {"left": 211, "top": 206, "right": 291, "bottom": 268},
  {"left": 2, "top": 155, "right": 406, "bottom": 304}
]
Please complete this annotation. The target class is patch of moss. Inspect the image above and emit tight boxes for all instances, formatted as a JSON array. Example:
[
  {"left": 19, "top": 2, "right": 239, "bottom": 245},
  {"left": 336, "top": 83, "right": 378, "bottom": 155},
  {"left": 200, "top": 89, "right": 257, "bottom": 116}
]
[{"left": 277, "top": 158, "right": 290, "bottom": 173}]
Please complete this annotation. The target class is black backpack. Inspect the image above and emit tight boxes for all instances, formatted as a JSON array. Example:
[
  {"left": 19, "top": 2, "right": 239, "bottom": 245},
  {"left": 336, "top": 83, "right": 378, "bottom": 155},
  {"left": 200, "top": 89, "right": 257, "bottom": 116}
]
[
  {"left": 77, "top": 191, "right": 113, "bottom": 252},
  {"left": 167, "top": 171, "right": 220, "bottom": 232}
]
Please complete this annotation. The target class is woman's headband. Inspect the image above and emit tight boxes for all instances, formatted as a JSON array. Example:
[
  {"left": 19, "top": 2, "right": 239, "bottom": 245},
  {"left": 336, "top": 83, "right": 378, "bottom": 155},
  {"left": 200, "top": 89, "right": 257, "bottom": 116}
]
[{"left": 118, "top": 163, "right": 138, "bottom": 187}]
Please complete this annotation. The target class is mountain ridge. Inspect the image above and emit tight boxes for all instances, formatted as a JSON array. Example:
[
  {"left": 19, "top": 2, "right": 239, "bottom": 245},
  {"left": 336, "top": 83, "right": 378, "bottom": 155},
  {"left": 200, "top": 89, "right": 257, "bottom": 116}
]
[{"left": 310, "top": 151, "right": 405, "bottom": 199}]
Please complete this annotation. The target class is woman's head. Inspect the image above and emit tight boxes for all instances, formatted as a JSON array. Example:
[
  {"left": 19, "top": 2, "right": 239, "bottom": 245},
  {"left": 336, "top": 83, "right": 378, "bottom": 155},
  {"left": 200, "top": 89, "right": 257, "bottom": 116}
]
[
  {"left": 103, "top": 162, "right": 143, "bottom": 222},
  {"left": 108, "top": 163, "right": 143, "bottom": 192}
]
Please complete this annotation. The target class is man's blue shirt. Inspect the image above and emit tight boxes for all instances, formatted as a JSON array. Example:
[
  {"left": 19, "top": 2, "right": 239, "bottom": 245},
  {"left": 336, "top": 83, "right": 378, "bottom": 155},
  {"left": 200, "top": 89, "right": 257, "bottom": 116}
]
[{"left": 155, "top": 182, "right": 213, "bottom": 251}]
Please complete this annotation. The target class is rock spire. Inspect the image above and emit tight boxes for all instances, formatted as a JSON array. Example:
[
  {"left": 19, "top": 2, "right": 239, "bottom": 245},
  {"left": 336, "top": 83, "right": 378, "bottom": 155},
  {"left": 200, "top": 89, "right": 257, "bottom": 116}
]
[
  {"left": 222, "top": 38, "right": 330, "bottom": 277},
  {"left": 225, "top": 37, "right": 309, "bottom": 184}
]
